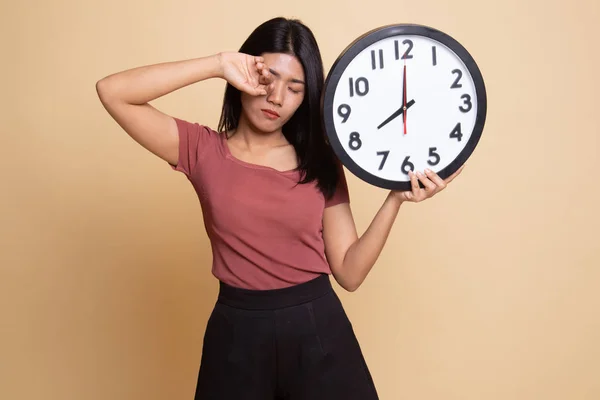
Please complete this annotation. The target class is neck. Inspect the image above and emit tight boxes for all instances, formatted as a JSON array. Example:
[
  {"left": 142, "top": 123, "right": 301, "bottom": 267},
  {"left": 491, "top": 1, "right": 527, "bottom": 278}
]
[{"left": 231, "top": 113, "right": 287, "bottom": 150}]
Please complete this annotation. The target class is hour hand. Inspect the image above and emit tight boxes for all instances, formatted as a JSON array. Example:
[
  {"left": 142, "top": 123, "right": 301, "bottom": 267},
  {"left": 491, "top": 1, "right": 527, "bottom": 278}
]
[{"left": 377, "top": 99, "right": 415, "bottom": 130}]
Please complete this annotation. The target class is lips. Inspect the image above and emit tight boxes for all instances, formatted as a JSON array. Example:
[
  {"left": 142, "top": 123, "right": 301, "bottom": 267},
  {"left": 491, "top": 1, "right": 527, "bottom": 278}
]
[{"left": 261, "top": 109, "right": 280, "bottom": 119}]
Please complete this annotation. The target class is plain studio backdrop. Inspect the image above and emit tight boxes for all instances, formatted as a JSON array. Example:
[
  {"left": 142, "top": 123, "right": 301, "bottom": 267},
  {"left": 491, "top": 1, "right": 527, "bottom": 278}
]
[{"left": 1, "top": 0, "right": 599, "bottom": 399}]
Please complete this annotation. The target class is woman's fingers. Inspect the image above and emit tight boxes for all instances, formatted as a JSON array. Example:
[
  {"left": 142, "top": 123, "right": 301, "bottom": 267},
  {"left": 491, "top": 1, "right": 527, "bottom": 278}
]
[
  {"left": 254, "top": 61, "right": 273, "bottom": 92},
  {"left": 416, "top": 170, "right": 437, "bottom": 193},
  {"left": 258, "top": 71, "right": 273, "bottom": 85},
  {"left": 256, "top": 61, "right": 271, "bottom": 77},
  {"left": 408, "top": 171, "right": 422, "bottom": 200},
  {"left": 238, "top": 59, "right": 270, "bottom": 96},
  {"left": 407, "top": 169, "right": 438, "bottom": 202},
  {"left": 396, "top": 165, "right": 464, "bottom": 203},
  {"left": 423, "top": 168, "right": 446, "bottom": 192}
]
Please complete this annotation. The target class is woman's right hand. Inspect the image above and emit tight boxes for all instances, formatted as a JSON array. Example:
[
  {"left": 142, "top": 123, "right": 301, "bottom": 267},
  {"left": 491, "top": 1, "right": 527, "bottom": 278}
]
[{"left": 218, "top": 52, "right": 272, "bottom": 96}]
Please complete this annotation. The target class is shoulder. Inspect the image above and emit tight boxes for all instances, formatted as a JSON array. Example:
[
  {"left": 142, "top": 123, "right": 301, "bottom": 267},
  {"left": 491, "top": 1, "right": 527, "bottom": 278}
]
[
  {"left": 174, "top": 117, "right": 220, "bottom": 139},
  {"left": 170, "top": 117, "right": 224, "bottom": 176}
]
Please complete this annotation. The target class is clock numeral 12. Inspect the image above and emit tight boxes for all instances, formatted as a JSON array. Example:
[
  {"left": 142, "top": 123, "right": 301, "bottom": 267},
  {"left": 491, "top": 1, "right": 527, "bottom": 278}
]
[
  {"left": 371, "top": 49, "right": 384, "bottom": 69},
  {"left": 349, "top": 77, "right": 369, "bottom": 97},
  {"left": 395, "top": 39, "right": 414, "bottom": 60},
  {"left": 432, "top": 46, "right": 437, "bottom": 66}
]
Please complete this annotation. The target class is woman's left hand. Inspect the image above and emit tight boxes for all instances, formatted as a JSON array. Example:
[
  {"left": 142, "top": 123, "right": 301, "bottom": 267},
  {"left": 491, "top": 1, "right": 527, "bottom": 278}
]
[{"left": 391, "top": 165, "right": 465, "bottom": 204}]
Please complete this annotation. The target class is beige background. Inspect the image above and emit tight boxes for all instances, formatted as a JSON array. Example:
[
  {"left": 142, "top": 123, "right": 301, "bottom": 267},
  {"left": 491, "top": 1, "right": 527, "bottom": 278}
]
[{"left": 2, "top": 0, "right": 599, "bottom": 399}]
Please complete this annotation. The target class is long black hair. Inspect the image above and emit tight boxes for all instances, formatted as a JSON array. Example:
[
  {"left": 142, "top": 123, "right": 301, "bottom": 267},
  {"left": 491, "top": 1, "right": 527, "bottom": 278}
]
[{"left": 218, "top": 17, "right": 341, "bottom": 200}]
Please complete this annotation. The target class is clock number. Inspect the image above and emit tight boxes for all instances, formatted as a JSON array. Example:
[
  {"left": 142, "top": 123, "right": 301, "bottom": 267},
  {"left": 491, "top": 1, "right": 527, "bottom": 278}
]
[
  {"left": 432, "top": 46, "right": 437, "bottom": 66},
  {"left": 401, "top": 156, "right": 415, "bottom": 174},
  {"left": 450, "top": 123, "right": 463, "bottom": 141},
  {"left": 459, "top": 94, "right": 472, "bottom": 113},
  {"left": 395, "top": 39, "right": 414, "bottom": 60},
  {"left": 371, "top": 49, "right": 384, "bottom": 69},
  {"left": 349, "top": 132, "right": 362, "bottom": 150},
  {"left": 451, "top": 69, "right": 463, "bottom": 89},
  {"left": 349, "top": 77, "right": 369, "bottom": 97},
  {"left": 402, "top": 39, "right": 414, "bottom": 60},
  {"left": 337, "top": 104, "right": 351, "bottom": 123},
  {"left": 427, "top": 147, "right": 441, "bottom": 166},
  {"left": 376, "top": 151, "right": 389, "bottom": 170}
]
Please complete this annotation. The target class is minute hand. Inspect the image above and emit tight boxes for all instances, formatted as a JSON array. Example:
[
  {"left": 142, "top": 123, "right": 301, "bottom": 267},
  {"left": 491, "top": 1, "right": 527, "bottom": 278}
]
[{"left": 377, "top": 99, "right": 415, "bottom": 130}]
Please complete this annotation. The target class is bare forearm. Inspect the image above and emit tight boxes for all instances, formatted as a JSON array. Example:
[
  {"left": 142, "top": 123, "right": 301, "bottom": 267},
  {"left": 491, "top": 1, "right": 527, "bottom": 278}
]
[
  {"left": 96, "top": 54, "right": 223, "bottom": 104},
  {"left": 341, "top": 192, "right": 403, "bottom": 291}
]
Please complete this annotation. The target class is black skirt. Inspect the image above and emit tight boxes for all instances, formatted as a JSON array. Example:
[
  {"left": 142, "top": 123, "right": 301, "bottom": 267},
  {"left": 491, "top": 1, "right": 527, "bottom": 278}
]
[{"left": 194, "top": 274, "right": 379, "bottom": 399}]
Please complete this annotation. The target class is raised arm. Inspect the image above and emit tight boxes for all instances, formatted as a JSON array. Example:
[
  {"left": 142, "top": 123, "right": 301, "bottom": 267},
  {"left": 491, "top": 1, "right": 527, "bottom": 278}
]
[
  {"left": 95, "top": 52, "right": 272, "bottom": 166},
  {"left": 96, "top": 55, "right": 227, "bottom": 165}
]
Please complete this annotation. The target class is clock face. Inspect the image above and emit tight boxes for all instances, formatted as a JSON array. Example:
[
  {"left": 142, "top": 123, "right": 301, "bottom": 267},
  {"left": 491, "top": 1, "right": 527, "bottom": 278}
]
[{"left": 322, "top": 24, "right": 487, "bottom": 190}]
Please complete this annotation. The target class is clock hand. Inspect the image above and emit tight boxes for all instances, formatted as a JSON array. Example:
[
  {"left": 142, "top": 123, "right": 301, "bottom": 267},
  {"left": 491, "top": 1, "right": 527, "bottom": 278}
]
[
  {"left": 403, "top": 59, "right": 407, "bottom": 135},
  {"left": 376, "top": 99, "right": 415, "bottom": 130}
]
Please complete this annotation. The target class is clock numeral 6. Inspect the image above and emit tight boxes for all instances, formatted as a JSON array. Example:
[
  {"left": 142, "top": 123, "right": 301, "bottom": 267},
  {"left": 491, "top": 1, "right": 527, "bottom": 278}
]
[
  {"left": 349, "top": 132, "right": 362, "bottom": 150},
  {"left": 401, "top": 156, "right": 415, "bottom": 175},
  {"left": 459, "top": 94, "right": 472, "bottom": 113},
  {"left": 349, "top": 77, "right": 369, "bottom": 97},
  {"left": 337, "top": 104, "right": 351, "bottom": 123}
]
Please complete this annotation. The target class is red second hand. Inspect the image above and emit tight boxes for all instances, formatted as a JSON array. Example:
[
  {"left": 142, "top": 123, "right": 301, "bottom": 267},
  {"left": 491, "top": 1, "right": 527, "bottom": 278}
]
[{"left": 403, "top": 59, "right": 407, "bottom": 135}]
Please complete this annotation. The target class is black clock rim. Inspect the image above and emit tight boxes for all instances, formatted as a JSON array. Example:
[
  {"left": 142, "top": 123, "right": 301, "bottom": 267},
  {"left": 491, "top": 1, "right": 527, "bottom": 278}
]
[{"left": 321, "top": 23, "right": 488, "bottom": 191}]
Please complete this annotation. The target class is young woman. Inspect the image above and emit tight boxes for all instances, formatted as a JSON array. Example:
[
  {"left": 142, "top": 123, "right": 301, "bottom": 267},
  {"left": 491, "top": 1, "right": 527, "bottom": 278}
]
[{"left": 96, "top": 16, "right": 462, "bottom": 400}]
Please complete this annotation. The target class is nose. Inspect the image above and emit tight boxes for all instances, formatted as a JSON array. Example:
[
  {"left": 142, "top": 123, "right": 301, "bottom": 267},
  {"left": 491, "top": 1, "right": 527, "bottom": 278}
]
[{"left": 266, "top": 80, "right": 285, "bottom": 107}]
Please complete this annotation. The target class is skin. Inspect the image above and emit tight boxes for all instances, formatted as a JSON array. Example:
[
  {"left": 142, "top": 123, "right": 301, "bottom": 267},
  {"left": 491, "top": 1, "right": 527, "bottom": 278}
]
[{"left": 226, "top": 52, "right": 464, "bottom": 292}]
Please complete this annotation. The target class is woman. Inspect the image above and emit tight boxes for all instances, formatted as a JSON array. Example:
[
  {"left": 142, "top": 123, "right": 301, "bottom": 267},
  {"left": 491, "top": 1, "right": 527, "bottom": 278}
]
[{"left": 96, "top": 16, "right": 462, "bottom": 400}]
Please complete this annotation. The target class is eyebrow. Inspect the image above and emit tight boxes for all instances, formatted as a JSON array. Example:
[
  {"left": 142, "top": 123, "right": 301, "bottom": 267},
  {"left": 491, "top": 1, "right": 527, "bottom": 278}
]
[{"left": 269, "top": 68, "right": 305, "bottom": 85}]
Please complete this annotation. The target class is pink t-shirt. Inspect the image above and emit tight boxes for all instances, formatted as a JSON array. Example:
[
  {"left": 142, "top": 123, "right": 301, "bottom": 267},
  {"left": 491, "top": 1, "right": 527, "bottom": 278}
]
[{"left": 170, "top": 117, "right": 350, "bottom": 290}]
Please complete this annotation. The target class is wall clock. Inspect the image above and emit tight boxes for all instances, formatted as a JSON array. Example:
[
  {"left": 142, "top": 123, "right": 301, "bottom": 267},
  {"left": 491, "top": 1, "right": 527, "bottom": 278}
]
[{"left": 322, "top": 24, "right": 487, "bottom": 190}]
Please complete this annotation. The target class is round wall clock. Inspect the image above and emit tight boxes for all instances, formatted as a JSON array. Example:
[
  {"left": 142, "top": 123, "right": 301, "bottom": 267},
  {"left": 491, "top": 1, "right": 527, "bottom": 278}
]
[{"left": 322, "top": 24, "right": 487, "bottom": 190}]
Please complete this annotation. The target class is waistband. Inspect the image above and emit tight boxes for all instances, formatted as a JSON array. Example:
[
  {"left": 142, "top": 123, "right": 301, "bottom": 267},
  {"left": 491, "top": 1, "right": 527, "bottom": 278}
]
[{"left": 217, "top": 274, "right": 333, "bottom": 310}]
